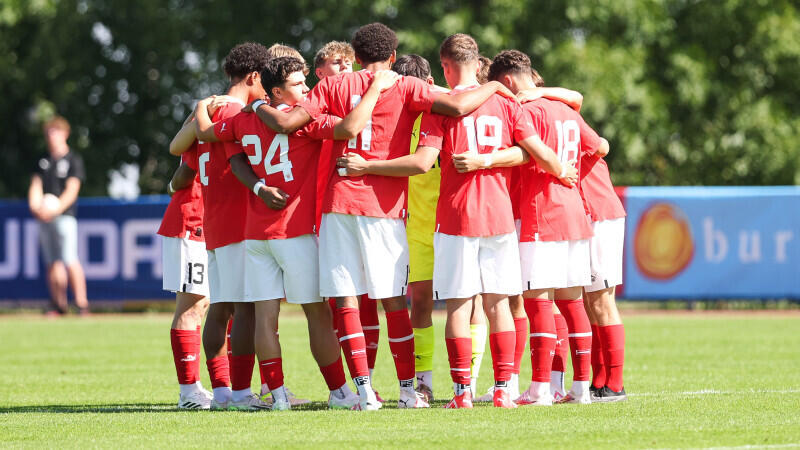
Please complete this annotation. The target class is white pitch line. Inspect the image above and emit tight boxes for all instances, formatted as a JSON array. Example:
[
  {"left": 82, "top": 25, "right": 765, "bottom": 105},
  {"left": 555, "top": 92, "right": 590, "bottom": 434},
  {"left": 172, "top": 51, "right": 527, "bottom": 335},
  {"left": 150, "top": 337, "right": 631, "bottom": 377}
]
[{"left": 630, "top": 388, "right": 800, "bottom": 397}]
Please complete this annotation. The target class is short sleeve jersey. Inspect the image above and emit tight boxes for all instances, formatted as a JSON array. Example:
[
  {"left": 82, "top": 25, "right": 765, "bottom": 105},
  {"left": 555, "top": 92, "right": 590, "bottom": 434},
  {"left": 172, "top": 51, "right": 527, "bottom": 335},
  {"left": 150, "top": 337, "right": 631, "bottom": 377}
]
[
  {"left": 157, "top": 144, "right": 204, "bottom": 242},
  {"left": 580, "top": 153, "right": 626, "bottom": 222},
  {"left": 298, "top": 70, "right": 438, "bottom": 218},
  {"left": 34, "top": 151, "right": 85, "bottom": 217},
  {"left": 185, "top": 100, "right": 248, "bottom": 250},
  {"left": 214, "top": 107, "right": 336, "bottom": 240},
  {"left": 418, "top": 86, "right": 536, "bottom": 237},
  {"left": 519, "top": 99, "right": 596, "bottom": 242}
]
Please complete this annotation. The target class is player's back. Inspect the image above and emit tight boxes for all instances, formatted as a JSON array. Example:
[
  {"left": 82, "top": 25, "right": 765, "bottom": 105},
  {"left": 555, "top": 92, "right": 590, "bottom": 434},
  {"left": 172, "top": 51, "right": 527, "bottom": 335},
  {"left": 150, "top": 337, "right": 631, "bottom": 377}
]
[
  {"left": 580, "top": 153, "right": 625, "bottom": 222},
  {"left": 519, "top": 98, "right": 594, "bottom": 242},
  {"left": 158, "top": 144, "right": 204, "bottom": 241}
]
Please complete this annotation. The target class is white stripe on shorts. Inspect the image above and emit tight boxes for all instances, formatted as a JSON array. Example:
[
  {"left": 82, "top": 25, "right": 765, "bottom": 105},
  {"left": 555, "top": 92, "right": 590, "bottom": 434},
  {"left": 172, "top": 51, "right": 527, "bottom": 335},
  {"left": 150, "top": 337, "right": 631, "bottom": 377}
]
[{"left": 339, "top": 332, "right": 365, "bottom": 342}]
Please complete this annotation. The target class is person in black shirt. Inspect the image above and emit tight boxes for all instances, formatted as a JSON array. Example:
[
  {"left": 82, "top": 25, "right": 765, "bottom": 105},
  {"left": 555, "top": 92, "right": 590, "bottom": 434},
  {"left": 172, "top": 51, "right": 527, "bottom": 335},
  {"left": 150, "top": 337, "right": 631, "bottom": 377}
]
[{"left": 27, "top": 116, "right": 89, "bottom": 316}]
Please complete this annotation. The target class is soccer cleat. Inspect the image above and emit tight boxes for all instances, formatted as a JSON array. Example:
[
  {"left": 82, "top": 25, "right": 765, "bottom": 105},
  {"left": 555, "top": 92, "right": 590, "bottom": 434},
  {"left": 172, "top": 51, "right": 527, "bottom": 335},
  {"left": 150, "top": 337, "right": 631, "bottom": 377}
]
[
  {"left": 515, "top": 385, "right": 553, "bottom": 406},
  {"left": 351, "top": 397, "right": 382, "bottom": 411},
  {"left": 555, "top": 390, "right": 592, "bottom": 404},
  {"left": 552, "top": 390, "right": 566, "bottom": 403},
  {"left": 398, "top": 389, "right": 430, "bottom": 409},
  {"left": 373, "top": 388, "right": 385, "bottom": 403},
  {"left": 271, "top": 399, "right": 291, "bottom": 411},
  {"left": 474, "top": 386, "right": 495, "bottom": 402},
  {"left": 416, "top": 383, "right": 434, "bottom": 403},
  {"left": 177, "top": 391, "right": 211, "bottom": 410},
  {"left": 260, "top": 386, "right": 310, "bottom": 406},
  {"left": 228, "top": 393, "right": 271, "bottom": 411},
  {"left": 210, "top": 398, "right": 230, "bottom": 410},
  {"left": 493, "top": 389, "right": 517, "bottom": 408},
  {"left": 590, "top": 384, "right": 601, "bottom": 398},
  {"left": 594, "top": 386, "right": 627, "bottom": 403},
  {"left": 444, "top": 391, "right": 473, "bottom": 409},
  {"left": 328, "top": 388, "right": 360, "bottom": 410}
]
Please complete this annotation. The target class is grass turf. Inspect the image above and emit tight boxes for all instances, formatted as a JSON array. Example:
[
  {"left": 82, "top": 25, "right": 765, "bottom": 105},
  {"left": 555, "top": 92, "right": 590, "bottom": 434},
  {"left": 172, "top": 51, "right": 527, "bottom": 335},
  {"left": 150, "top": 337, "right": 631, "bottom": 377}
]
[{"left": 1, "top": 310, "right": 799, "bottom": 448}]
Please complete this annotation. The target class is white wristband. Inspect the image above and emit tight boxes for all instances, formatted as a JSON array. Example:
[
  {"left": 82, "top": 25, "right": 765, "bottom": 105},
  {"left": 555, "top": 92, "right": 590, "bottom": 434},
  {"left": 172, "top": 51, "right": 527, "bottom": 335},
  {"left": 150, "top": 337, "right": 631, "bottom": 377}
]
[
  {"left": 337, "top": 167, "right": 348, "bottom": 176},
  {"left": 251, "top": 99, "right": 266, "bottom": 111},
  {"left": 167, "top": 180, "right": 176, "bottom": 195},
  {"left": 482, "top": 153, "right": 493, "bottom": 168},
  {"left": 559, "top": 165, "right": 567, "bottom": 179},
  {"left": 253, "top": 181, "right": 266, "bottom": 195}
]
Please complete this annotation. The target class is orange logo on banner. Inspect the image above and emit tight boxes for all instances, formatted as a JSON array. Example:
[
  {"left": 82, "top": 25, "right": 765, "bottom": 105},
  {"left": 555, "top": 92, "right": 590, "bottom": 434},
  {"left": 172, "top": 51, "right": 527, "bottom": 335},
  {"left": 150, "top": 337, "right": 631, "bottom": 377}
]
[{"left": 634, "top": 203, "right": 694, "bottom": 280}]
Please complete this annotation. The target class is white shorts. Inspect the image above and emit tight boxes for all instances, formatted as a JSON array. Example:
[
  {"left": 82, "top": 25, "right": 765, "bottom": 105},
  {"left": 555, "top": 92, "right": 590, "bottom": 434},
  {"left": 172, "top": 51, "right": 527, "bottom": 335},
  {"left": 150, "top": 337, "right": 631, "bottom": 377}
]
[
  {"left": 39, "top": 215, "right": 78, "bottom": 265},
  {"left": 207, "top": 241, "right": 245, "bottom": 303},
  {"left": 319, "top": 213, "right": 408, "bottom": 299},
  {"left": 433, "top": 232, "right": 522, "bottom": 300},
  {"left": 244, "top": 235, "right": 322, "bottom": 304},
  {"left": 520, "top": 239, "right": 591, "bottom": 291},
  {"left": 584, "top": 218, "right": 625, "bottom": 292},
  {"left": 161, "top": 233, "right": 210, "bottom": 296}
]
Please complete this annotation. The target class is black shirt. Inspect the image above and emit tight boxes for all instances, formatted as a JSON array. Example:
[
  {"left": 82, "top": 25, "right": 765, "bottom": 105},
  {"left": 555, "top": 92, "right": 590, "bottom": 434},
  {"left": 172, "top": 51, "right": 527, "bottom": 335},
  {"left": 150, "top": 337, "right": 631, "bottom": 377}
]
[{"left": 34, "top": 151, "right": 86, "bottom": 217}]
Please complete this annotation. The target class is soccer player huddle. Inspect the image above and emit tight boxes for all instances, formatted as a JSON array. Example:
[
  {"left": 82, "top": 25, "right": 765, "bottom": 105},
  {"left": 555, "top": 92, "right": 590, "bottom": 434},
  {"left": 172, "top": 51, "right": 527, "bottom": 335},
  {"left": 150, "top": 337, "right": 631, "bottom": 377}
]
[{"left": 158, "top": 22, "right": 627, "bottom": 411}]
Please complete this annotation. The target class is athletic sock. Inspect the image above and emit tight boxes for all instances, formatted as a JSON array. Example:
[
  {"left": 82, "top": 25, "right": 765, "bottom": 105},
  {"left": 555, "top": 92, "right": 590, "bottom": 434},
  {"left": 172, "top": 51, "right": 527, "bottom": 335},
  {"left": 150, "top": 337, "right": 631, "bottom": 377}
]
[
  {"left": 599, "top": 324, "right": 625, "bottom": 392},
  {"left": 229, "top": 353, "right": 255, "bottom": 393},
  {"left": 360, "top": 295, "right": 380, "bottom": 371},
  {"left": 445, "top": 337, "right": 472, "bottom": 386},
  {"left": 337, "top": 307, "right": 369, "bottom": 378},
  {"left": 328, "top": 298, "right": 341, "bottom": 336},
  {"left": 193, "top": 326, "right": 202, "bottom": 383},
  {"left": 319, "top": 356, "right": 348, "bottom": 391},
  {"left": 553, "top": 313, "right": 569, "bottom": 372},
  {"left": 550, "top": 370, "right": 565, "bottom": 397},
  {"left": 489, "top": 331, "right": 515, "bottom": 383},
  {"left": 385, "top": 309, "right": 416, "bottom": 381},
  {"left": 259, "top": 358, "right": 284, "bottom": 396},
  {"left": 555, "top": 299, "right": 592, "bottom": 382},
  {"left": 231, "top": 388, "right": 252, "bottom": 402},
  {"left": 524, "top": 298, "right": 556, "bottom": 383},
  {"left": 469, "top": 323, "right": 487, "bottom": 380},
  {"left": 591, "top": 324, "right": 607, "bottom": 389},
  {"left": 413, "top": 325, "right": 435, "bottom": 375},
  {"left": 512, "top": 317, "right": 527, "bottom": 375},
  {"left": 225, "top": 318, "right": 233, "bottom": 367},
  {"left": 212, "top": 386, "right": 232, "bottom": 403},
  {"left": 170, "top": 329, "right": 199, "bottom": 386},
  {"left": 206, "top": 356, "right": 230, "bottom": 389}
]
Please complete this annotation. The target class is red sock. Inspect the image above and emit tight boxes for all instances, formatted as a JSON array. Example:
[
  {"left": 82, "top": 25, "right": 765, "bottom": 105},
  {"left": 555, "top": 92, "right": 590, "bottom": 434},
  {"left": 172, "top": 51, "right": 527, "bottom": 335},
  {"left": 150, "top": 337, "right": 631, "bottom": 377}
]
[
  {"left": 360, "top": 295, "right": 380, "bottom": 371},
  {"left": 225, "top": 318, "right": 233, "bottom": 367},
  {"left": 194, "top": 326, "right": 202, "bottom": 381},
  {"left": 555, "top": 299, "right": 592, "bottom": 382},
  {"left": 259, "top": 358, "right": 284, "bottom": 390},
  {"left": 170, "top": 329, "right": 199, "bottom": 385},
  {"left": 552, "top": 313, "right": 569, "bottom": 372},
  {"left": 338, "top": 307, "right": 370, "bottom": 378},
  {"left": 258, "top": 360, "right": 268, "bottom": 387},
  {"left": 513, "top": 318, "right": 527, "bottom": 375},
  {"left": 591, "top": 324, "right": 606, "bottom": 388},
  {"left": 445, "top": 337, "right": 472, "bottom": 385},
  {"left": 229, "top": 353, "right": 255, "bottom": 391},
  {"left": 319, "top": 356, "right": 348, "bottom": 391},
  {"left": 328, "top": 298, "right": 341, "bottom": 338},
  {"left": 206, "top": 356, "right": 230, "bottom": 388},
  {"left": 489, "top": 331, "right": 515, "bottom": 383},
  {"left": 524, "top": 298, "right": 556, "bottom": 382},
  {"left": 385, "top": 309, "right": 415, "bottom": 381},
  {"left": 599, "top": 324, "right": 625, "bottom": 392}
]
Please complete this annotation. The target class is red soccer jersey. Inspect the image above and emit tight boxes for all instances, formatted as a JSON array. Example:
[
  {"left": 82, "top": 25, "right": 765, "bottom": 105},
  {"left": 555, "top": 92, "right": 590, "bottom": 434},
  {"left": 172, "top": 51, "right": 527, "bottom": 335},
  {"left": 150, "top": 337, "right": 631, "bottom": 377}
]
[
  {"left": 580, "top": 154, "right": 626, "bottom": 222},
  {"left": 157, "top": 144, "right": 205, "bottom": 242},
  {"left": 510, "top": 166, "right": 523, "bottom": 221},
  {"left": 519, "top": 99, "right": 596, "bottom": 242},
  {"left": 214, "top": 107, "right": 336, "bottom": 240},
  {"left": 185, "top": 101, "right": 248, "bottom": 250},
  {"left": 298, "top": 70, "right": 438, "bottom": 218},
  {"left": 418, "top": 86, "right": 536, "bottom": 237}
]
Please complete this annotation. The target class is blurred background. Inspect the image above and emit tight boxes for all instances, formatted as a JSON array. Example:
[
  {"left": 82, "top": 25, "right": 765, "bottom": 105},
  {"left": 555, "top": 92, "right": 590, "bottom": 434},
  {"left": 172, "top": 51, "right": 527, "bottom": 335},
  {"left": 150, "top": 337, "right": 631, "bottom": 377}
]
[{"left": 0, "top": 0, "right": 798, "bottom": 306}]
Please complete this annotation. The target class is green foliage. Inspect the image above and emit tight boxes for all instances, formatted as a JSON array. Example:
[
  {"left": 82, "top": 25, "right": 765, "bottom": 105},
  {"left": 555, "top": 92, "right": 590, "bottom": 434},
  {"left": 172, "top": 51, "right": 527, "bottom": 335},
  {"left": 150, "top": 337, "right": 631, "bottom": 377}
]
[{"left": 0, "top": 0, "right": 798, "bottom": 197}]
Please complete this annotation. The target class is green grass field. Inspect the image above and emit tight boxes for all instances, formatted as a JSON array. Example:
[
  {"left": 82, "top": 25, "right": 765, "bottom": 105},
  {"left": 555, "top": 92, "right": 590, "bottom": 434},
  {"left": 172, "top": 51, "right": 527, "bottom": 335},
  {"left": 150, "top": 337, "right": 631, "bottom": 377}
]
[{"left": 1, "top": 309, "right": 799, "bottom": 448}]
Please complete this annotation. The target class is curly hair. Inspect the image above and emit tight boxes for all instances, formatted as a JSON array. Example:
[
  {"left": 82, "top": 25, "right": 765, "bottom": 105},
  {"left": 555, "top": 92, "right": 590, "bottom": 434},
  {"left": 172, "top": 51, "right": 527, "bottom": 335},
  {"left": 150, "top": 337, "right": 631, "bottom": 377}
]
[
  {"left": 351, "top": 23, "right": 398, "bottom": 64},
  {"left": 477, "top": 55, "right": 491, "bottom": 85},
  {"left": 314, "top": 41, "right": 354, "bottom": 69},
  {"left": 392, "top": 54, "right": 431, "bottom": 80},
  {"left": 488, "top": 49, "right": 540, "bottom": 84},
  {"left": 439, "top": 33, "right": 479, "bottom": 63},
  {"left": 223, "top": 42, "right": 271, "bottom": 81},
  {"left": 260, "top": 57, "right": 306, "bottom": 101}
]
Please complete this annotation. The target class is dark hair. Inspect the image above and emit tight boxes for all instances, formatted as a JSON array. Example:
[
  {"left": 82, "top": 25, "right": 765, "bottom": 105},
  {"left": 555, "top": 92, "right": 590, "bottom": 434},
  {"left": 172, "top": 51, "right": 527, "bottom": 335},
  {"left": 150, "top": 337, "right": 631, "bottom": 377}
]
[
  {"left": 223, "top": 42, "right": 271, "bottom": 81},
  {"left": 351, "top": 23, "right": 398, "bottom": 64},
  {"left": 488, "top": 49, "right": 534, "bottom": 83},
  {"left": 392, "top": 54, "right": 431, "bottom": 80},
  {"left": 477, "top": 55, "right": 491, "bottom": 85},
  {"left": 260, "top": 57, "right": 306, "bottom": 101},
  {"left": 531, "top": 68, "right": 545, "bottom": 87},
  {"left": 439, "top": 33, "right": 479, "bottom": 63}
]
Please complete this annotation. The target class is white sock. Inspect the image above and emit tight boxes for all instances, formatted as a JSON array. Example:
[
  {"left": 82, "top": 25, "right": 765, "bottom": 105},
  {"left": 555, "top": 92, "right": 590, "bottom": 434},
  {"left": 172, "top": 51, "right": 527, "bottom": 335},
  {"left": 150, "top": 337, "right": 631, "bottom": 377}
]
[
  {"left": 330, "top": 384, "right": 348, "bottom": 400},
  {"left": 271, "top": 385, "right": 288, "bottom": 403},
  {"left": 213, "top": 386, "right": 232, "bottom": 402},
  {"left": 179, "top": 383, "right": 200, "bottom": 397},
  {"left": 354, "top": 376, "right": 375, "bottom": 400},
  {"left": 453, "top": 382, "right": 471, "bottom": 396},
  {"left": 194, "top": 381, "right": 206, "bottom": 391},
  {"left": 260, "top": 383, "right": 270, "bottom": 396},
  {"left": 509, "top": 373, "right": 520, "bottom": 397},
  {"left": 532, "top": 381, "right": 551, "bottom": 400},
  {"left": 550, "top": 371, "right": 565, "bottom": 396},
  {"left": 470, "top": 376, "right": 479, "bottom": 396},
  {"left": 570, "top": 380, "right": 590, "bottom": 398},
  {"left": 369, "top": 368, "right": 374, "bottom": 378},
  {"left": 231, "top": 388, "right": 252, "bottom": 402},
  {"left": 416, "top": 370, "right": 433, "bottom": 389}
]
